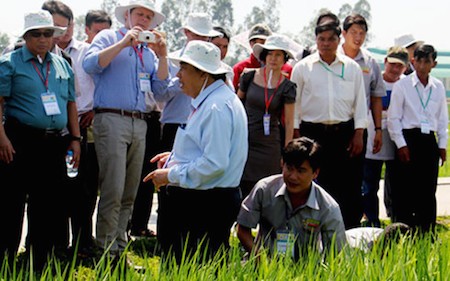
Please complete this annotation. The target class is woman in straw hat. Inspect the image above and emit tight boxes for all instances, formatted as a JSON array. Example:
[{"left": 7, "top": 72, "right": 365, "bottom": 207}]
[
  {"left": 237, "top": 34, "right": 297, "bottom": 199},
  {"left": 144, "top": 40, "right": 248, "bottom": 262}
]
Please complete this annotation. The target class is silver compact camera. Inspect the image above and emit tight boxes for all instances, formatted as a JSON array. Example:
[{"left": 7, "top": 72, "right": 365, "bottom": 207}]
[{"left": 138, "top": 31, "right": 157, "bottom": 43}]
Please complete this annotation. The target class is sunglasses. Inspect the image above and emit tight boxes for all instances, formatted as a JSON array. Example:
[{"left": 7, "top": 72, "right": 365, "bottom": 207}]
[{"left": 28, "top": 30, "right": 54, "bottom": 38}]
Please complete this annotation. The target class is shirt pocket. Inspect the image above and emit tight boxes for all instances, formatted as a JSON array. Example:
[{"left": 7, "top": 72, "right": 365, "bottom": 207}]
[{"left": 337, "top": 80, "right": 355, "bottom": 101}]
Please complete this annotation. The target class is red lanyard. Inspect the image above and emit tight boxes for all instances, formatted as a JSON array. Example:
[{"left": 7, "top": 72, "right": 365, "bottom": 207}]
[
  {"left": 31, "top": 60, "right": 51, "bottom": 91},
  {"left": 119, "top": 30, "right": 145, "bottom": 68},
  {"left": 263, "top": 68, "right": 283, "bottom": 114}
]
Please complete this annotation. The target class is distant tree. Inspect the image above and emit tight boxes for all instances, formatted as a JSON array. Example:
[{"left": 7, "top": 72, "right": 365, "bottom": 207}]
[
  {"left": 338, "top": 4, "right": 352, "bottom": 23},
  {"left": 210, "top": 0, "right": 234, "bottom": 29},
  {"left": 160, "top": 0, "right": 233, "bottom": 52},
  {"left": 263, "top": 0, "right": 280, "bottom": 32},
  {"left": 73, "top": 15, "right": 87, "bottom": 42},
  {"left": 298, "top": 7, "right": 330, "bottom": 49},
  {"left": 0, "top": 32, "right": 10, "bottom": 54},
  {"left": 160, "top": 0, "right": 192, "bottom": 51},
  {"left": 297, "top": 0, "right": 373, "bottom": 47},
  {"left": 101, "top": 0, "right": 120, "bottom": 29}
]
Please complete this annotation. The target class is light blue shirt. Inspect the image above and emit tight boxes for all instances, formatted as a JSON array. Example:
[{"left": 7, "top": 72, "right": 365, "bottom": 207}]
[
  {"left": 82, "top": 27, "right": 168, "bottom": 112},
  {"left": 0, "top": 45, "right": 75, "bottom": 130},
  {"left": 153, "top": 48, "right": 192, "bottom": 124},
  {"left": 167, "top": 79, "right": 248, "bottom": 189}
]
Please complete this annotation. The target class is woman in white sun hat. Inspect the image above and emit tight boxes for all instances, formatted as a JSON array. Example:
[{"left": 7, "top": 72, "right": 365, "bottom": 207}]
[
  {"left": 144, "top": 40, "right": 248, "bottom": 262},
  {"left": 83, "top": 0, "right": 169, "bottom": 257},
  {"left": 237, "top": 34, "right": 297, "bottom": 199}
]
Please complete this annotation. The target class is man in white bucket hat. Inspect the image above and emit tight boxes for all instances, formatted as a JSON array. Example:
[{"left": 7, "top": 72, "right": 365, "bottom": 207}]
[
  {"left": 144, "top": 40, "right": 248, "bottom": 262},
  {"left": 394, "top": 33, "right": 424, "bottom": 75},
  {"left": 0, "top": 10, "right": 80, "bottom": 268},
  {"left": 150, "top": 12, "right": 224, "bottom": 251},
  {"left": 83, "top": 0, "right": 169, "bottom": 257}
]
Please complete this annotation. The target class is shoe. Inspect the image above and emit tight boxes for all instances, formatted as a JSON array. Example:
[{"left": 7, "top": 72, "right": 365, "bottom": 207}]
[{"left": 129, "top": 229, "right": 157, "bottom": 241}]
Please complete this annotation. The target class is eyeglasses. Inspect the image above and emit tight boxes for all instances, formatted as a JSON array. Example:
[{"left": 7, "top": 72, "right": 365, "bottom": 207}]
[{"left": 28, "top": 30, "right": 54, "bottom": 38}]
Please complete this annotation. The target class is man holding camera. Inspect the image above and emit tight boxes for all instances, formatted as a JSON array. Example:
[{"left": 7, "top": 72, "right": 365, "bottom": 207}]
[{"left": 83, "top": 0, "right": 169, "bottom": 257}]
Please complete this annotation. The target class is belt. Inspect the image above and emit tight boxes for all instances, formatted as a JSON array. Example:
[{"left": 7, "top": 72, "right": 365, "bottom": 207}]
[
  {"left": 145, "top": 111, "right": 161, "bottom": 120},
  {"left": 301, "top": 119, "right": 353, "bottom": 132},
  {"left": 94, "top": 108, "right": 146, "bottom": 120},
  {"left": 5, "top": 117, "right": 63, "bottom": 139}
]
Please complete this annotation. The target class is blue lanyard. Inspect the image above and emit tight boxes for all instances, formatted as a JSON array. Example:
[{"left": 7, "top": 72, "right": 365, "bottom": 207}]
[
  {"left": 415, "top": 85, "right": 432, "bottom": 111},
  {"left": 319, "top": 61, "right": 345, "bottom": 80}
]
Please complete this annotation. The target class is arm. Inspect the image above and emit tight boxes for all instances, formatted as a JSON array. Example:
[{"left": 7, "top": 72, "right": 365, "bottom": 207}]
[
  {"left": 237, "top": 224, "right": 256, "bottom": 254},
  {"left": 66, "top": 101, "right": 81, "bottom": 168},
  {"left": 237, "top": 89, "right": 246, "bottom": 100},
  {"left": 97, "top": 27, "right": 142, "bottom": 68},
  {"left": 149, "top": 30, "right": 169, "bottom": 81},
  {"left": 0, "top": 97, "right": 15, "bottom": 164},
  {"left": 348, "top": 64, "right": 368, "bottom": 157},
  {"left": 284, "top": 103, "right": 295, "bottom": 147},
  {"left": 387, "top": 82, "right": 408, "bottom": 161},
  {"left": 370, "top": 96, "right": 383, "bottom": 154}
]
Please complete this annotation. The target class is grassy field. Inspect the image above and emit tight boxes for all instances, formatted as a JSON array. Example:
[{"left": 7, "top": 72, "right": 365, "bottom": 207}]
[{"left": 1, "top": 219, "right": 449, "bottom": 280}]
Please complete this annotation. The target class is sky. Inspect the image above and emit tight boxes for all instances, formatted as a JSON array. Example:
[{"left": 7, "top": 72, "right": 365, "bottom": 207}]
[{"left": 1, "top": 0, "right": 449, "bottom": 50}]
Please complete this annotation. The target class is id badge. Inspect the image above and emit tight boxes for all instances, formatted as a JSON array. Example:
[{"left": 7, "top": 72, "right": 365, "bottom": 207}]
[
  {"left": 276, "top": 230, "right": 295, "bottom": 257},
  {"left": 263, "top": 113, "right": 271, "bottom": 136},
  {"left": 420, "top": 119, "right": 430, "bottom": 134},
  {"left": 41, "top": 92, "right": 61, "bottom": 116},
  {"left": 139, "top": 73, "right": 151, "bottom": 92}
]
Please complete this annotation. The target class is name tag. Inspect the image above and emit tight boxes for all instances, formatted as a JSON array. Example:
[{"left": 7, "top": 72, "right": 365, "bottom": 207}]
[
  {"left": 139, "top": 72, "right": 151, "bottom": 92},
  {"left": 276, "top": 229, "right": 295, "bottom": 257},
  {"left": 263, "top": 113, "right": 271, "bottom": 136},
  {"left": 41, "top": 92, "right": 61, "bottom": 116}
]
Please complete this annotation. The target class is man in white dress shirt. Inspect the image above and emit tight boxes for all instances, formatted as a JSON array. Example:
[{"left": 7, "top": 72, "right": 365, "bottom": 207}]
[
  {"left": 291, "top": 16, "right": 367, "bottom": 229},
  {"left": 387, "top": 44, "right": 448, "bottom": 233}
]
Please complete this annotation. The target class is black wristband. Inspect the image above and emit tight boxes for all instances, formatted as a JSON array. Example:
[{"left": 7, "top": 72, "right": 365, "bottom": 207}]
[
  {"left": 374, "top": 127, "right": 382, "bottom": 131},
  {"left": 70, "top": 135, "right": 83, "bottom": 142}
]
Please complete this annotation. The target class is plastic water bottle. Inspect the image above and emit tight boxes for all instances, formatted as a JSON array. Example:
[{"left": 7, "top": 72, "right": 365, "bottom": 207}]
[{"left": 66, "top": 150, "right": 78, "bottom": 178}]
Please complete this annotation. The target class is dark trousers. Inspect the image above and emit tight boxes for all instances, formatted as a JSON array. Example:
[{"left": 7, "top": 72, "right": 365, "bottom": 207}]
[
  {"left": 300, "top": 120, "right": 364, "bottom": 229},
  {"left": 390, "top": 129, "right": 439, "bottom": 231},
  {"left": 66, "top": 127, "right": 98, "bottom": 249},
  {"left": 362, "top": 159, "right": 394, "bottom": 227},
  {"left": 0, "top": 119, "right": 68, "bottom": 267},
  {"left": 159, "top": 186, "right": 241, "bottom": 262},
  {"left": 157, "top": 123, "right": 180, "bottom": 248},
  {"left": 129, "top": 112, "right": 161, "bottom": 234}
]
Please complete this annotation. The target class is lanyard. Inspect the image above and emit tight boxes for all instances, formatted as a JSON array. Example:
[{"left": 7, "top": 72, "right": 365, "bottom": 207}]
[
  {"left": 31, "top": 60, "right": 51, "bottom": 91},
  {"left": 119, "top": 30, "right": 145, "bottom": 68},
  {"left": 264, "top": 68, "right": 283, "bottom": 114},
  {"left": 415, "top": 85, "right": 432, "bottom": 111},
  {"left": 319, "top": 61, "right": 345, "bottom": 80}
]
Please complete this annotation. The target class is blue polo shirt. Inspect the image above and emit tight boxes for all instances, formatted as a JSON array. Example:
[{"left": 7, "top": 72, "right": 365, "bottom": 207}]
[
  {"left": 83, "top": 27, "right": 169, "bottom": 112},
  {"left": 0, "top": 45, "right": 75, "bottom": 130}
]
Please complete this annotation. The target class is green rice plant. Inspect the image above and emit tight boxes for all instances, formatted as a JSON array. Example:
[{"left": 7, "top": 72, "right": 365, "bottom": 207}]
[{"left": 1, "top": 227, "right": 449, "bottom": 280}]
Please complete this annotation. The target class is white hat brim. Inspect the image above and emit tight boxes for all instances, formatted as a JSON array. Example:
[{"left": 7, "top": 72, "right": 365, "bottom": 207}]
[
  {"left": 253, "top": 43, "right": 295, "bottom": 61},
  {"left": 168, "top": 55, "right": 232, "bottom": 75},
  {"left": 180, "top": 26, "right": 223, "bottom": 38},
  {"left": 22, "top": 25, "right": 66, "bottom": 38},
  {"left": 115, "top": 4, "right": 165, "bottom": 29}
]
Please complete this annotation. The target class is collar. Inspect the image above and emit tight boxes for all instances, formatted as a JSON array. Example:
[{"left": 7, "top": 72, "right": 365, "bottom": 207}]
[
  {"left": 63, "top": 38, "right": 85, "bottom": 53},
  {"left": 411, "top": 71, "right": 437, "bottom": 90},
  {"left": 338, "top": 44, "right": 368, "bottom": 63},
  {"left": 311, "top": 51, "right": 346, "bottom": 66},
  {"left": 22, "top": 45, "right": 52, "bottom": 63},
  {"left": 275, "top": 181, "right": 320, "bottom": 211},
  {"left": 191, "top": 79, "right": 225, "bottom": 110}
]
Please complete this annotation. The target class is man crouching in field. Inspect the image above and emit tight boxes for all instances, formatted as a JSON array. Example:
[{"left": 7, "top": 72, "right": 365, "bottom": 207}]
[{"left": 236, "top": 137, "right": 346, "bottom": 260}]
